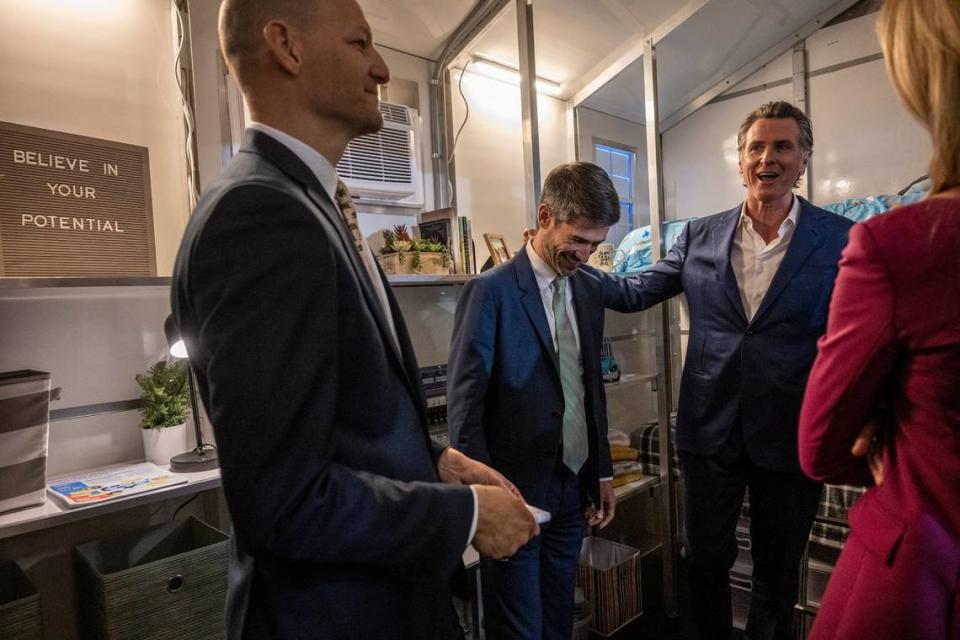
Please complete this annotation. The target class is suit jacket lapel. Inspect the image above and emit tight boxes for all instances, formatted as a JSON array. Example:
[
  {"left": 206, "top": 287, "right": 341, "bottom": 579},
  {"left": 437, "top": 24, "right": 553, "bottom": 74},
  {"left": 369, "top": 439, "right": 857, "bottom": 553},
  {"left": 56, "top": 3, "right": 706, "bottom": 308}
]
[
  {"left": 242, "top": 130, "right": 408, "bottom": 378},
  {"left": 513, "top": 249, "right": 561, "bottom": 374},
  {"left": 751, "top": 198, "right": 824, "bottom": 325},
  {"left": 713, "top": 206, "right": 748, "bottom": 324},
  {"left": 380, "top": 269, "right": 428, "bottom": 425}
]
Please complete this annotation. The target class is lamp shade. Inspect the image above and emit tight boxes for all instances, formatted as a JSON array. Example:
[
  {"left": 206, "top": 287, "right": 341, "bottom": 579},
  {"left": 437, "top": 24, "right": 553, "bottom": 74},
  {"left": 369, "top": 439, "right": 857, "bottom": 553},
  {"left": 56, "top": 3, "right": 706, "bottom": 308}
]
[{"left": 164, "top": 314, "right": 188, "bottom": 359}]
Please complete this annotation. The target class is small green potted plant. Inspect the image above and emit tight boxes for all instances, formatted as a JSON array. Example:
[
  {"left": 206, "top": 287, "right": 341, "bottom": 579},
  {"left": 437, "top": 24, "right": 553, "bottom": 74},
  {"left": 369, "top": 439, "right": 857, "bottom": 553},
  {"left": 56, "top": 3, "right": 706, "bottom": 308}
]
[
  {"left": 377, "top": 224, "right": 451, "bottom": 275},
  {"left": 135, "top": 360, "right": 190, "bottom": 465}
]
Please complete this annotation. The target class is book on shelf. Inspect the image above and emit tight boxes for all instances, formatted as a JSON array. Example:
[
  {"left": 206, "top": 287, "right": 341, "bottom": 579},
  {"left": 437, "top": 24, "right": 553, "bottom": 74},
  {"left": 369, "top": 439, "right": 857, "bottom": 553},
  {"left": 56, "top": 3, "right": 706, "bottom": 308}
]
[
  {"left": 47, "top": 462, "right": 188, "bottom": 508},
  {"left": 418, "top": 207, "right": 461, "bottom": 274},
  {"left": 458, "top": 215, "right": 475, "bottom": 274}
]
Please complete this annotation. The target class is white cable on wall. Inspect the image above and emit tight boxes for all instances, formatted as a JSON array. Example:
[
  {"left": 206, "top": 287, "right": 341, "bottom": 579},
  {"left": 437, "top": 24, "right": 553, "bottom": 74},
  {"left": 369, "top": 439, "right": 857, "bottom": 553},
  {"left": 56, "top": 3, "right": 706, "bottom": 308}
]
[
  {"left": 446, "top": 58, "right": 474, "bottom": 208},
  {"left": 174, "top": 4, "right": 200, "bottom": 211}
]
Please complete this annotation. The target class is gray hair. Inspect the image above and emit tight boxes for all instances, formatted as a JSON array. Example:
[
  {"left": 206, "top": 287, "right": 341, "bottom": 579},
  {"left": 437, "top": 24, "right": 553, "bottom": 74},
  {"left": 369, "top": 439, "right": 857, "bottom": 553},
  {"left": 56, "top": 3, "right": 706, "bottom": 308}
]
[
  {"left": 736, "top": 100, "right": 814, "bottom": 158},
  {"left": 540, "top": 162, "right": 621, "bottom": 227}
]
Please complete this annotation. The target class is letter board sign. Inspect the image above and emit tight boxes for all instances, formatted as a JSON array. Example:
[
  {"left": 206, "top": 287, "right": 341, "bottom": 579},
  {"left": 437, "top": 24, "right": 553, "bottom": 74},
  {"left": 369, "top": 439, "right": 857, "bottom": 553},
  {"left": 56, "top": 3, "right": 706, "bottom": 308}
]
[{"left": 0, "top": 121, "right": 155, "bottom": 276}]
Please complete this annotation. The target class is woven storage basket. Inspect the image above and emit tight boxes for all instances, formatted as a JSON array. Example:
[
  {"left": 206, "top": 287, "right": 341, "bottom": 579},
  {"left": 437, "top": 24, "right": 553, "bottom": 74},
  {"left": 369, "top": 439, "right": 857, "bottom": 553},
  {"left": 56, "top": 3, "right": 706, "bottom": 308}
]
[
  {"left": 0, "top": 561, "right": 42, "bottom": 640},
  {"left": 74, "top": 516, "right": 228, "bottom": 640},
  {"left": 577, "top": 536, "right": 642, "bottom": 636}
]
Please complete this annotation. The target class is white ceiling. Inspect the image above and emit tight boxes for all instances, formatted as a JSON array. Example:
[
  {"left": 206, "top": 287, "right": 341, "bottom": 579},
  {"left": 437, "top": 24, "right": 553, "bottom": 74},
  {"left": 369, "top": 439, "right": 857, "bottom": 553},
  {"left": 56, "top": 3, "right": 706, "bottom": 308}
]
[
  {"left": 581, "top": 57, "right": 646, "bottom": 125},
  {"left": 467, "top": 0, "right": 682, "bottom": 91},
  {"left": 361, "top": 0, "right": 860, "bottom": 123},
  {"left": 361, "top": 0, "right": 476, "bottom": 60},
  {"left": 361, "top": 0, "right": 682, "bottom": 92}
]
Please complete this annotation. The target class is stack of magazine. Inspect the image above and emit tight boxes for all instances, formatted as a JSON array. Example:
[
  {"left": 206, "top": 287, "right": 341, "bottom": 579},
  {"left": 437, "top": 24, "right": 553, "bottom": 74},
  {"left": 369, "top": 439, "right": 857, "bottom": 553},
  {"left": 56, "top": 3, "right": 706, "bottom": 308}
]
[{"left": 47, "top": 462, "right": 187, "bottom": 508}]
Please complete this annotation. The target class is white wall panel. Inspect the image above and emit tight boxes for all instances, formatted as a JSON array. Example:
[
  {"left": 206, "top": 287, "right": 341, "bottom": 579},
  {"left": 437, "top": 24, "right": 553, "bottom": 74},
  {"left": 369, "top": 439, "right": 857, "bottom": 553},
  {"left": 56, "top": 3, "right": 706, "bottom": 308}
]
[
  {"left": 0, "top": 287, "right": 172, "bottom": 473},
  {"left": 806, "top": 11, "right": 882, "bottom": 71},
  {"left": 724, "top": 49, "right": 793, "bottom": 93},
  {"left": 452, "top": 72, "right": 572, "bottom": 265},
  {"left": 809, "top": 59, "right": 930, "bottom": 204},
  {"left": 47, "top": 412, "right": 146, "bottom": 476}
]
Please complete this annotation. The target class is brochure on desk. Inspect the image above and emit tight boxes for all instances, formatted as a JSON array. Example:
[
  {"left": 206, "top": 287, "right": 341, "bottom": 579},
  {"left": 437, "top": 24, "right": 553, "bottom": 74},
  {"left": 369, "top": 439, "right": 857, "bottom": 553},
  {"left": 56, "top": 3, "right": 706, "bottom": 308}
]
[{"left": 48, "top": 463, "right": 188, "bottom": 508}]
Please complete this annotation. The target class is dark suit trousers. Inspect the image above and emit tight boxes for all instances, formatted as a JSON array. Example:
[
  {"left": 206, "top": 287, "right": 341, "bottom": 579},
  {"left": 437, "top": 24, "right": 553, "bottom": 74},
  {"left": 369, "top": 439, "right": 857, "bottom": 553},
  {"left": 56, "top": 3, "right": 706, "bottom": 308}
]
[
  {"left": 680, "top": 424, "right": 821, "bottom": 640},
  {"left": 481, "top": 458, "right": 585, "bottom": 640}
]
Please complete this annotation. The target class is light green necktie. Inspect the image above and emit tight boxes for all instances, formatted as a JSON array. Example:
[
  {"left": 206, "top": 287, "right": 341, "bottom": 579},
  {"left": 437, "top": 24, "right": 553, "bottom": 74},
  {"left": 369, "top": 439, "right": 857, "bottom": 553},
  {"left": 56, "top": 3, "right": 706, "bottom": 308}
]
[{"left": 553, "top": 276, "right": 589, "bottom": 474}]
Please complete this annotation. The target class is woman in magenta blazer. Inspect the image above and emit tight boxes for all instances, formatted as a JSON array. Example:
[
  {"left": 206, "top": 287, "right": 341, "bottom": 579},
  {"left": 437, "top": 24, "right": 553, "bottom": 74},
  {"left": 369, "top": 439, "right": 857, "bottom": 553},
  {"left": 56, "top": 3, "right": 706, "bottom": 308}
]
[{"left": 798, "top": 0, "right": 960, "bottom": 638}]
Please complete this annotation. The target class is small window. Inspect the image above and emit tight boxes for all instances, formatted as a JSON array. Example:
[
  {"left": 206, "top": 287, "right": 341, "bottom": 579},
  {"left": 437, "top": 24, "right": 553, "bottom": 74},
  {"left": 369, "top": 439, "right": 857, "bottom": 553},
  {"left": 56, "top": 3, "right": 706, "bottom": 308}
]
[{"left": 594, "top": 143, "right": 634, "bottom": 247}]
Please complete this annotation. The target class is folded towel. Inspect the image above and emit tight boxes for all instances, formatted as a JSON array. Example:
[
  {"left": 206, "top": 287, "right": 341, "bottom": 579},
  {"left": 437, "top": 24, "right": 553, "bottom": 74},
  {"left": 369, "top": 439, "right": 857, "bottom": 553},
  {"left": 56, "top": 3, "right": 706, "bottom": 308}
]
[
  {"left": 612, "top": 472, "right": 643, "bottom": 488},
  {"left": 610, "top": 445, "right": 639, "bottom": 461},
  {"left": 613, "top": 461, "right": 643, "bottom": 477},
  {"left": 607, "top": 428, "right": 630, "bottom": 447}
]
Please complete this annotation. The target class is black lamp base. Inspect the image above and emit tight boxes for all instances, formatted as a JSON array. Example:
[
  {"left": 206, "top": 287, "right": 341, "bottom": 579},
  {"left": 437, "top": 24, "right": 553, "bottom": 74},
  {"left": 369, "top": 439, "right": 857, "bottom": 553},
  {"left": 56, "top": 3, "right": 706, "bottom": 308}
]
[{"left": 170, "top": 446, "right": 219, "bottom": 472}]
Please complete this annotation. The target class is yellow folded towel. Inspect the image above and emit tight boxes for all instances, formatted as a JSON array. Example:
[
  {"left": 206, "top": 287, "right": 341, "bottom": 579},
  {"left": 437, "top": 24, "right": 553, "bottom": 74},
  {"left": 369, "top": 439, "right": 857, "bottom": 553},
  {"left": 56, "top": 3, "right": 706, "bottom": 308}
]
[
  {"left": 610, "top": 445, "right": 639, "bottom": 461},
  {"left": 612, "top": 472, "right": 643, "bottom": 488}
]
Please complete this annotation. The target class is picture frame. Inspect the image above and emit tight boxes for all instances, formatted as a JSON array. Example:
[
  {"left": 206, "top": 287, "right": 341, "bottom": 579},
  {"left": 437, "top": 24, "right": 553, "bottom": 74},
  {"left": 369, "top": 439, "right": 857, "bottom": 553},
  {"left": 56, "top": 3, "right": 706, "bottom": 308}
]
[{"left": 484, "top": 233, "right": 511, "bottom": 265}]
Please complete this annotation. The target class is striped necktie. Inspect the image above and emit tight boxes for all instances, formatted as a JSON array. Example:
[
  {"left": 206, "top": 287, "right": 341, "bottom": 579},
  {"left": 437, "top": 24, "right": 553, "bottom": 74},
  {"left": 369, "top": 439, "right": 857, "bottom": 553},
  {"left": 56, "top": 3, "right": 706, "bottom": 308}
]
[
  {"left": 333, "top": 179, "right": 399, "bottom": 349},
  {"left": 335, "top": 179, "right": 366, "bottom": 257},
  {"left": 552, "top": 276, "right": 589, "bottom": 474}
]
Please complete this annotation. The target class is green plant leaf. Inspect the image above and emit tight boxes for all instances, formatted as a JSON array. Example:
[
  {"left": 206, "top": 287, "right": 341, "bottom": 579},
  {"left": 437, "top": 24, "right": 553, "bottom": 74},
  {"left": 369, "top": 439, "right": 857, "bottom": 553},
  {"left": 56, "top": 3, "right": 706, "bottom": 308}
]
[{"left": 136, "top": 360, "right": 190, "bottom": 429}]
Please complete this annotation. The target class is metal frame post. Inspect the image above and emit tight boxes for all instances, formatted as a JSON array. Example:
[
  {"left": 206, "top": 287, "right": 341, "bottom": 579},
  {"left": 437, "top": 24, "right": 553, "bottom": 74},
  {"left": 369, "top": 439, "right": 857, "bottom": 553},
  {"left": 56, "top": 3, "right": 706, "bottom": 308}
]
[
  {"left": 516, "top": 0, "right": 542, "bottom": 228},
  {"left": 792, "top": 40, "right": 814, "bottom": 202},
  {"left": 643, "top": 37, "right": 680, "bottom": 618}
]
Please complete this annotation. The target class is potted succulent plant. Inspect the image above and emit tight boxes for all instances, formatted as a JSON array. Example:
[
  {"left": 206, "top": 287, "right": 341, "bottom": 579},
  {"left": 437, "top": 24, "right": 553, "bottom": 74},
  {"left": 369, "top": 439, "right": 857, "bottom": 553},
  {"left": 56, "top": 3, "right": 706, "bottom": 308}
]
[
  {"left": 135, "top": 360, "right": 189, "bottom": 465},
  {"left": 376, "top": 224, "right": 451, "bottom": 275}
]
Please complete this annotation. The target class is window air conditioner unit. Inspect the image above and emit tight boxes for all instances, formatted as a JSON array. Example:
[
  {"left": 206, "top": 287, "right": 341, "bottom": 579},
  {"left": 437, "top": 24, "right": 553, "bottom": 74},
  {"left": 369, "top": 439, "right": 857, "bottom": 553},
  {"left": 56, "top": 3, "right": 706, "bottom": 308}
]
[{"left": 337, "top": 102, "right": 424, "bottom": 208}]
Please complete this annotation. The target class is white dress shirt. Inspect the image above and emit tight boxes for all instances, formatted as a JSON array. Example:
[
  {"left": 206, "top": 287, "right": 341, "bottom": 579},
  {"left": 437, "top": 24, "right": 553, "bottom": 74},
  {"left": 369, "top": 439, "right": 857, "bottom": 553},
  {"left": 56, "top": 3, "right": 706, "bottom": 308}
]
[
  {"left": 731, "top": 195, "right": 800, "bottom": 322},
  {"left": 248, "top": 124, "right": 478, "bottom": 545},
  {"left": 526, "top": 244, "right": 612, "bottom": 481}
]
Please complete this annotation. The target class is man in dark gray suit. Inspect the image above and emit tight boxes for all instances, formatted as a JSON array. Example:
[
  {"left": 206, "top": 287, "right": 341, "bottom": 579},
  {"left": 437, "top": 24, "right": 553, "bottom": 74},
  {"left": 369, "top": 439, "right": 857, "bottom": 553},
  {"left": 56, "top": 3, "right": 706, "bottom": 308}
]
[{"left": 171, "top": 1, "right": 538, "bottom": 638}]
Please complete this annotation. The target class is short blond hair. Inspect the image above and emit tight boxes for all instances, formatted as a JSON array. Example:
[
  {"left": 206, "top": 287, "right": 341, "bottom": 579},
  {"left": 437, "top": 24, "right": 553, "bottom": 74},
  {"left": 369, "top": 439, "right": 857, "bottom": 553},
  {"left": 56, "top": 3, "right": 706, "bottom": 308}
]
[{"left": 878, "top": 0, "right": 960, "bottom": 193}]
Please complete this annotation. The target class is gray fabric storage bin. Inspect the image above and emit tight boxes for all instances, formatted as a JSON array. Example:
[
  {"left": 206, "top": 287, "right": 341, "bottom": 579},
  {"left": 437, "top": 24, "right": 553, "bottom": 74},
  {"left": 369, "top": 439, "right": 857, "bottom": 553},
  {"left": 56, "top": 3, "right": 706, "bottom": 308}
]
[
  {"left": 0, "top": 560, "right": 43, "bottom": 640},
  {"left": 0, "top": 370, "right": 51, "bottom": 514},
  {"left": 74, "top": 516, "right": 228, "bottom": 640}
]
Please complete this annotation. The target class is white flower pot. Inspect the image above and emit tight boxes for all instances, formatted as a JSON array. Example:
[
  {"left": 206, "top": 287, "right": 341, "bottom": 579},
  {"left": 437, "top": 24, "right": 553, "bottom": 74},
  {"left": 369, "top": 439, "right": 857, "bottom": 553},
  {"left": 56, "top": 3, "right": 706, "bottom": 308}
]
[{"left": 141, "top": 422, "right": 187, "bottom": 466}]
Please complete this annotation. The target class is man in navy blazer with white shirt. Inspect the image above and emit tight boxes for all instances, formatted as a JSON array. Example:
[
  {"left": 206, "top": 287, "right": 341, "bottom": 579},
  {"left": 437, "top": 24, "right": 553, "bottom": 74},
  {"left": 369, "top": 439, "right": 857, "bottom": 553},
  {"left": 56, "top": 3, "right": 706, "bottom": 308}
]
[
  {"left": 171, "top": 1, "right": 537, "bottom": 638},
  {"left": 448, "top": 163, "right": 621, "bottom": 639},
  {"left": 598, "top": 101, "right": 854, "bottom": 640}
]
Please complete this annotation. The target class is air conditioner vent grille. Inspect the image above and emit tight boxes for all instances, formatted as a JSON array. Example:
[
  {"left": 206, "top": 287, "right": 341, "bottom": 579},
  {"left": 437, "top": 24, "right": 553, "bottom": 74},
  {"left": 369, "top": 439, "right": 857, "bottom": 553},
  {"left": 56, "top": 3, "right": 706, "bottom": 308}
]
[
  {"left": 379, "top": 102, "right": 411, "bottom": 125},
  {"left": 337, "top": 127, "right": 412, "bottom": 184}
]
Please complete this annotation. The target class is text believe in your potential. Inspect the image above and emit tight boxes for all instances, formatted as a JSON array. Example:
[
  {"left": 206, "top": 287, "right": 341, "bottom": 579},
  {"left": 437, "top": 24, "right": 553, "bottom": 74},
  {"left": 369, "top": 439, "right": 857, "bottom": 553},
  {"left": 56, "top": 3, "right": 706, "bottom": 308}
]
[{"left": 12, "top": 149, "right": 126, "bottom": 233}]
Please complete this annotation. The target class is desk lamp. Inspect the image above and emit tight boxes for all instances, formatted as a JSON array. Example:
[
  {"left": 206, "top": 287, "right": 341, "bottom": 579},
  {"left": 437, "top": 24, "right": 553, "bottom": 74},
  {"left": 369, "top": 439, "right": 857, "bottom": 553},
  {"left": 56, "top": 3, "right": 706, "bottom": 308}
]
[{"left": 164, "top": 315, "right": 218, "bottom": 472}]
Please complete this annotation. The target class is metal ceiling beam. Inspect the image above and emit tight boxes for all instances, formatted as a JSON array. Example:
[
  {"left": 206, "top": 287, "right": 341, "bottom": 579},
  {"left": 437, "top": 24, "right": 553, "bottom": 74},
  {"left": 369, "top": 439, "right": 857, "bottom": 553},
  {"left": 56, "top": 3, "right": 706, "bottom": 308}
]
[
  {"left": 660, "top": 0, "right": 862, "bottom": 133},
  {"left": 570, "top": 0, "right": 712, "bottom": 108}
]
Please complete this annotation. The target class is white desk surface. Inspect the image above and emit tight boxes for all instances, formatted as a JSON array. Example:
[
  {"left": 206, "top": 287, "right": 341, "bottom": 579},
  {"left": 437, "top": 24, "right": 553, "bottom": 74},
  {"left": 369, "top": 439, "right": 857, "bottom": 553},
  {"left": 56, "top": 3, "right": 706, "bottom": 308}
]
[
  {"left": 1, "top": 462, "right": 484, "bottom": 571},
  {"left": 0, "top": 465, "right": 649, "bottom": 568},
  {"left": 0, "top": 462, "right": 222, "bottom": 541}
]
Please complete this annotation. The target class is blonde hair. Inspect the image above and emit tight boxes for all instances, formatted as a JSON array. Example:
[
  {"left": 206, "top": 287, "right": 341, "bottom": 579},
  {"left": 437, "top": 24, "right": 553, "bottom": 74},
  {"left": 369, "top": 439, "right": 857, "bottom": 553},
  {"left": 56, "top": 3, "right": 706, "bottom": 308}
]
[{"left": 878, "top": 0, "right": 960, "bottom": 194}]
